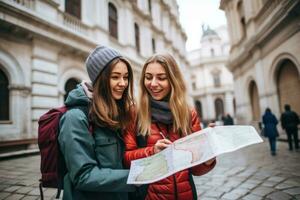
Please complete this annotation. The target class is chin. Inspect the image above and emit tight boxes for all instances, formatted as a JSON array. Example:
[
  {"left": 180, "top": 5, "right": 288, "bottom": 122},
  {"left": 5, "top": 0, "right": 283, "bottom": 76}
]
[
  {"left": 113, "top": 95, "right": 122, "bottom": 100},
  {"left": 152, "top": 96, "right": 163, "bottom": 101}
]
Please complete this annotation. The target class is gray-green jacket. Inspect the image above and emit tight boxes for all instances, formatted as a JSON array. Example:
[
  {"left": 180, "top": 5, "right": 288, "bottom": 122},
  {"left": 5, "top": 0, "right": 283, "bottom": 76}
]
[{"left": 58, "top": 86, "right": 135, "bottom": 200}]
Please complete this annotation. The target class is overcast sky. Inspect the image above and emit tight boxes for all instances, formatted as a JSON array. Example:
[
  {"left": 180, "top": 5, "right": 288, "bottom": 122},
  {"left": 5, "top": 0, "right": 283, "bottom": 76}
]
[{"left": 177, "top": 0, "right": 227, "bottom": 51}]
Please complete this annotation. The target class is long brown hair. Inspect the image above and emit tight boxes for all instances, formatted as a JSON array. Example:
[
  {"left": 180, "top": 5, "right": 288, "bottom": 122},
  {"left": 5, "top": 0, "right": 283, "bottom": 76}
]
[
  {"left": 90, "top": 57, "right": 134, "bottom": 130},
  {"left": 138, "top": 53, "right": 191, "bottom": 136}
]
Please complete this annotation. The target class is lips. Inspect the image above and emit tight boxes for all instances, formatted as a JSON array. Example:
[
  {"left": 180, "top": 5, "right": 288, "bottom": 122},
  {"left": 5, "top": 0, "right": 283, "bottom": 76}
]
[
  {"left": 114, "top": 90, "right": 124, "bottom": 94},
  {"left": 150, "top": 90, "right": 163, "bottom": 96}
]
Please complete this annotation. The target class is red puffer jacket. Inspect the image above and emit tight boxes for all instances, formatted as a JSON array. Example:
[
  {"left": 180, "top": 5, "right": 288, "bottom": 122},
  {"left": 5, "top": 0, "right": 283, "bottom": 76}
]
[{"left": 124, "top": 109, "right": 216, "bottom": 200}]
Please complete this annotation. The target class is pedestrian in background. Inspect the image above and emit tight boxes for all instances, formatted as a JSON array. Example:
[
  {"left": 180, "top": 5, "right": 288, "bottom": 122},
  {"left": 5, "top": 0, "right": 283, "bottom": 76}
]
[
  {"left": 123, "top": 53, "right": 216, "bottom": 200},
  {"left": 262, "top": 108, "right": 279, "bottom": 156},
  {"left": 280, "top": 104, "right": 300, "bottom": 151},
  {"left": 58, "top": 46, "right": 135, "bottom": 200},
  {"left": 222, "top": 113, "right": 234, "bottom": 125}
]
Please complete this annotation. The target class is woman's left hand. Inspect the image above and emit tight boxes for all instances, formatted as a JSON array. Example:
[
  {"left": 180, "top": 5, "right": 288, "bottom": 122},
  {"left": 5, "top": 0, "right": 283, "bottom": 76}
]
[
  {"left": 204, "top": 123, "right": 216, "bottom": 166},
  {"left": 208, "top": 123, "right": 216, "bottom": 128}
]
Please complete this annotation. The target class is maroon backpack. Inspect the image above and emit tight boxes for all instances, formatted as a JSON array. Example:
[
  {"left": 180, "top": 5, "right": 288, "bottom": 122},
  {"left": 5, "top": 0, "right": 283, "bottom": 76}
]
[{"left": 38, "top": 105, "right": 90, "bottom": 199}]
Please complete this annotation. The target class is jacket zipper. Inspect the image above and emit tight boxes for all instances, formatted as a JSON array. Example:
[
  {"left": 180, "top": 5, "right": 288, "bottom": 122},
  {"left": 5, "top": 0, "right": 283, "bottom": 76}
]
[
  {"left": 173, "top": 175, "right": 178, "bottom": 200},
  {"left": 156, "top": 123, "right": 170, "bottom": 139}
]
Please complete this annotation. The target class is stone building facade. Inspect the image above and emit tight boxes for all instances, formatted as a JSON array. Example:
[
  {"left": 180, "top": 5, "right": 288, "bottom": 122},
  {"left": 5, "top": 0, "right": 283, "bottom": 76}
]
[
  {"left": 188, "top": 25, "right": 235, "bottom": 124},
  {"left": 0, "top": 0, "right": 188, "bottom": 152},
  {"left": 220, "top": 0, "right": 300, "bottom": 126}
]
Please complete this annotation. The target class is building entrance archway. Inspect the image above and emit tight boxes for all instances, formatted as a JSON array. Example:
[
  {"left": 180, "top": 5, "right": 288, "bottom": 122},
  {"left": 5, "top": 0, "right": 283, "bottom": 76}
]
[
  {"left": 277, "top": 59, "right": 300, "bottom": 114},
  {"left": 0, "top": 67, "right": 9, "bottom": 120},
  {"left": 64, "top": 78, "right": 80, "bottom": 101}
]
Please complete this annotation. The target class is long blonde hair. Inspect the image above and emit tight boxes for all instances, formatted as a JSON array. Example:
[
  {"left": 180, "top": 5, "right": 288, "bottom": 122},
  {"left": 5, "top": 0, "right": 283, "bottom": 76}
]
[
  {"left": 90, "top": 57, "right": 134, "bottom": 130},
  {"left": 138, "top": 53, "right": 191, "bottom": 136}
]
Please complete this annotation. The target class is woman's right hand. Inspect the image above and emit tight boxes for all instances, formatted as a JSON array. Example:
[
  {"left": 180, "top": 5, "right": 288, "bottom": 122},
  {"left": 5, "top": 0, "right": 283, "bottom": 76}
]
[{"left": 154, "top": 139, "right": 172, "bottom": 154}]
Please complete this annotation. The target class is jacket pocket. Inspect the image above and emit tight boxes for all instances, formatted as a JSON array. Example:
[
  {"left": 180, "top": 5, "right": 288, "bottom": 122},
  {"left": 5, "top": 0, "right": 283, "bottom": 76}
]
[{"left": 95, "top": 138, "right": 118, "bottom": 168}]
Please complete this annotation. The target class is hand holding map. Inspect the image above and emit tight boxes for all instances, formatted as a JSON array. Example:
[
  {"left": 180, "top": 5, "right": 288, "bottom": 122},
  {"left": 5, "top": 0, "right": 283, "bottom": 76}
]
[{"left": 127, "top": 125, "right": 263, "bottom": 184}]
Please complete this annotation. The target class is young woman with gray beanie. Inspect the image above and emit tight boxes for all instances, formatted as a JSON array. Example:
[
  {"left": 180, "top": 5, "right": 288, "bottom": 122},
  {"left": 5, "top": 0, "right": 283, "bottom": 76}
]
[{"left": 58, "top": 46, "right": 136, "bottom": 200}]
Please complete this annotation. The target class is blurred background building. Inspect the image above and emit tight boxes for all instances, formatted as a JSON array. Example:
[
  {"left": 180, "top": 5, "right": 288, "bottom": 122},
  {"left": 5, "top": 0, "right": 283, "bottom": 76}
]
[
  {"left": 220, "top": 0, "right": 300, "bottom": 128},
  {"left": 0, "top": 0, "right": 188, "bottom": 153},
  {"left": 187, "top": 25, "right": 234, "bottom": 125}
]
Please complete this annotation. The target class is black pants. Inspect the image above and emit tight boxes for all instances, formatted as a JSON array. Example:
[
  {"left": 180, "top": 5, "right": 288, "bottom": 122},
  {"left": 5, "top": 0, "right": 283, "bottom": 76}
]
[
  {"left": 286, "top": 128, "right": 299, "bottom": 150},
  {"left": 268, "top": 137, "right": 276, "bottom": 154}
]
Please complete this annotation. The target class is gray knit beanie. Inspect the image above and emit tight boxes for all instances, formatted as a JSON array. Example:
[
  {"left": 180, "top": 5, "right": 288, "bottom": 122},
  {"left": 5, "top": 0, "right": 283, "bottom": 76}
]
[{"left": 85, "top": 46, "right": 121, "bottom": 85}]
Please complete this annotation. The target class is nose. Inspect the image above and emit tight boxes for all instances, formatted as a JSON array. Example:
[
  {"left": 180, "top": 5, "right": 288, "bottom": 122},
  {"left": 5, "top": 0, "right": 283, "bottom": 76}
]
[
  {"left": 150, "top": 78, "right": 158, "bottom": 87},
  {"left": 118, "top": 78, "right": 126, "bottom": 86}
]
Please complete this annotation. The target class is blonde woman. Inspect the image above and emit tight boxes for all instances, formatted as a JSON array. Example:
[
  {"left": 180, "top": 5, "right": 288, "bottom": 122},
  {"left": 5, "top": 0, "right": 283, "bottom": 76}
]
[{"left": 124, "top": 53, "right": 216, "bottom": 200}]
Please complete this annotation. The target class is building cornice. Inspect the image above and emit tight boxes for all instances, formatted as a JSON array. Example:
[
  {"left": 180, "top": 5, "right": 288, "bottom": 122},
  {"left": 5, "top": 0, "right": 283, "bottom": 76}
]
[
  {"left": 188, "top": 56, "right": 229, "bottom": 69},
  {"left": 227, "top": 0, "right": 300, "bottom": 72},
  {"left": 131, "top": 2, "right": 152, "bottom": 22},
  {"left": 0, "top": 1, "right": 96, "bottom": 54},
  {"left": 190, "top": 85, "right": 234, "bottom": 98},
  {"left": 0, "top": 0, "right": 189, "bottom": 65}
]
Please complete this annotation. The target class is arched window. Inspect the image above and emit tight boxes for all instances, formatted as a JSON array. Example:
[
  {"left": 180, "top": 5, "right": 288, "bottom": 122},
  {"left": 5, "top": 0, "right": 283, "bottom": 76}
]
[
  {"left": 277, "top": 59, "right": 300, "bottom": 114},
  {"left": 65, "top": 0, "right": 81, "bottom": 19},
  {"left": 0, "top": 68, "right": 9, "bottom": 120},
  {"left": 64, "top": 78, "right": 79, "bottom": 101},
  {"left": 109, "top": 3, "right": 118, "bottom": 39},
  {"left": 214, "top": 98, "right": 224, "bottom": 120},
  {"left": 249, "top": 81, "right": 261, "bottom": 121},
  {"left": 134, "top": 23, "right": 140, "bottom": 53},
  {"left": 195, "top": 100, "right": 203, "bottom": 119}
]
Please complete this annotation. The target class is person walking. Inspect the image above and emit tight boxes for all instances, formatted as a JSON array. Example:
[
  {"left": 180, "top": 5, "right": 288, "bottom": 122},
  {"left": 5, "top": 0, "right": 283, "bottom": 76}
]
[
  {"left": 280, "top": 104, "right": 300, "bottom": 151},
  {"left": 262, "top": 108, "right": 279, "bottom": 156},
  {"left": 58, "top": 46, "right": 136, "bottom": 200},
  {"left": 123, "top": 53, "right": 216, "bottom": 200}
]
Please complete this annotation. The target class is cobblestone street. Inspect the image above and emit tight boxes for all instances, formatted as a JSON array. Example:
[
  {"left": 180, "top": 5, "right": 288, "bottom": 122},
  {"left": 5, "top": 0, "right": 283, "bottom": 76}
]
[{"left": 0, "top": 139, "right": 299, "bottom": 200}]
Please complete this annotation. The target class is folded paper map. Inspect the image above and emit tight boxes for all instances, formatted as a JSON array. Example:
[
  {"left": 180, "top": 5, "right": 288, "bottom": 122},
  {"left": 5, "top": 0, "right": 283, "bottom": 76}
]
[{"left": 127, "top": 125, "right": 263, "bottom": 184}]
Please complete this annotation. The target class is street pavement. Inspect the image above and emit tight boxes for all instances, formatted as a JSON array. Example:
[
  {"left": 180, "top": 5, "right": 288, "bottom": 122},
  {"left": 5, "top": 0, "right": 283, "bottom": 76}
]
[{"left": 0, "top": 139, "right": 299, "bottom": 200}]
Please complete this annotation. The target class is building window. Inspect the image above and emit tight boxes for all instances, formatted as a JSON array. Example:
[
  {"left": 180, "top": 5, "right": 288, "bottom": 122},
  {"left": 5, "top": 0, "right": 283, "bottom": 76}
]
[
  {"left": 237, "top": 1, "right": 246, "bottom": 38},
  {"left": 152, "top": 38, "right": 156, "bottom": 53},
  {"left": 65, "top": 0, "right": 81, "bottom": 19},
  {"left": 261, "top": 0, "right": 268, "bottom": 5},
  {"left": 192, "top": 81, "right": 196, "bottom": 90},
  {"left": 148, "top": 0, "right": 152, "bottom": 15},
  {"left": 0, "top": 68, "right": 9, "bottom": 120},
  {"left": 210, "top": 48, "right": 215, "bottom": 57},
  {"left": 195, "top": 100, "right": 203, "bottom": 119},
  {"left": 134, "top": 23, "right": 140, "bottom": 53},
  {"left": 214, "top": 98, "right": 224, "bottom": 120},
  {"left": 109, "top": 3, "right": 118, "bottom": 39},
  {"left": 212, "top": 73, "right": 221, "bottom": 87},
  {"left": 64, "top": 78, "right": 79, "bottom": 101}
]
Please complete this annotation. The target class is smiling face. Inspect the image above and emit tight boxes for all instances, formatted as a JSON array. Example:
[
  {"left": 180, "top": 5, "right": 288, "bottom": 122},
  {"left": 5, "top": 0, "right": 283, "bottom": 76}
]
[
  {"left": 110, "top": 61, "right": 129, "bottom": 100},
  {"left": 144, "top": 62, "right": 171, "bottom": 100}
]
